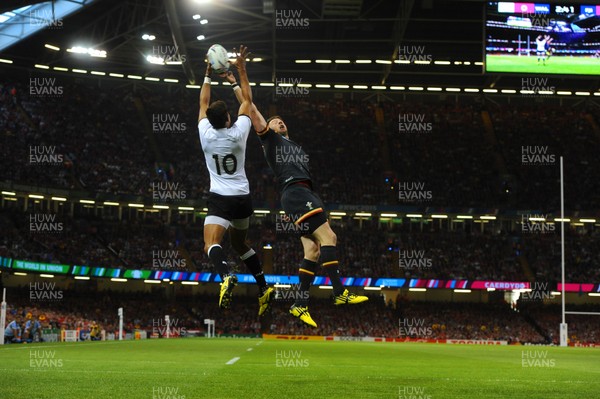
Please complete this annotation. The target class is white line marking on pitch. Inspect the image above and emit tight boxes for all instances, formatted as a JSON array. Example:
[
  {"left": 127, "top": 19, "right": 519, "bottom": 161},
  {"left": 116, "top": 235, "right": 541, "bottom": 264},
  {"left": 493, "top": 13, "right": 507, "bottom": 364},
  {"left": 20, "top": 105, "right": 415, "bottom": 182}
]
[
  {"left": 247, "top": 348, "right": 253, "bottom": 351},
  {"left": 0, "top": 341, "right": 126, "bottom": 351},
  {"left": 0, "top": 368, "right": 198, "bottom": 376},
  {"left": 256, "top": 341, "right": 263, "bottom": 346},
  {"left": 226, "top": 357, "right": 240, "bottom": 365}
]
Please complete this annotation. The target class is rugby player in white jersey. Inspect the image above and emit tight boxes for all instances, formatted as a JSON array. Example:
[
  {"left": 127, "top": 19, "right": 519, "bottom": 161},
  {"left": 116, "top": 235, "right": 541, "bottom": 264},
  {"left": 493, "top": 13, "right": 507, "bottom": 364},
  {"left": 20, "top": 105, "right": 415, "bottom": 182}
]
[
  {"left": 536, "top": 34, "right": 548, "bottom": 65},
  {"left": 198, "top": 60, "right": 273, "bottom": 315}
]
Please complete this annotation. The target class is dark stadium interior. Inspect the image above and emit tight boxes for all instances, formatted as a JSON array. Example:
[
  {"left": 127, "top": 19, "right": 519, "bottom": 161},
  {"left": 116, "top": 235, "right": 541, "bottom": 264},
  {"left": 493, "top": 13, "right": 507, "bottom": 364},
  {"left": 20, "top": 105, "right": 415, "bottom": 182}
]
[
  {"left": 2, "top": 0, "right": 599, "bottom": 89},
  {"left": 1, "top": 0, "right": 600, "bottom": 375}
]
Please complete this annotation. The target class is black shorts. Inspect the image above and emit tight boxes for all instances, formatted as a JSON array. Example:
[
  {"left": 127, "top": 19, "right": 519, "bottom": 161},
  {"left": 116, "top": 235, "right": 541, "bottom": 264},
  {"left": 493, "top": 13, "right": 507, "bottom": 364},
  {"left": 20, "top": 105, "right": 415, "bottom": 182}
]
[
  {"left": 206, "top": 192, "right": 253, "bottom": 220},
  {"left": 280, "top": 183, "right": 327, "bottom": 235}
]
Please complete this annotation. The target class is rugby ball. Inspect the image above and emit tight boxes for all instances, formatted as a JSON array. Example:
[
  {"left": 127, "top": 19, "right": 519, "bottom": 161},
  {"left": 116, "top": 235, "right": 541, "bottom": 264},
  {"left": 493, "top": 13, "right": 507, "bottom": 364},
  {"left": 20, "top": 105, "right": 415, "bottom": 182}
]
[{"left": 207, "top": 44, "right": 229, "bottom": 74}]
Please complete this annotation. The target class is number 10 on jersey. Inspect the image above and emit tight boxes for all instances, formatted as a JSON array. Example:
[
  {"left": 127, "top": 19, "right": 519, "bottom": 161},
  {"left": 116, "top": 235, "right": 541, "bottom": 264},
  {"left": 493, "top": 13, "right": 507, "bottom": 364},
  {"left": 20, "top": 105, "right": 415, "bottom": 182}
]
[{"left": 212, "top": 154, "right": 238, "bottom": 175}]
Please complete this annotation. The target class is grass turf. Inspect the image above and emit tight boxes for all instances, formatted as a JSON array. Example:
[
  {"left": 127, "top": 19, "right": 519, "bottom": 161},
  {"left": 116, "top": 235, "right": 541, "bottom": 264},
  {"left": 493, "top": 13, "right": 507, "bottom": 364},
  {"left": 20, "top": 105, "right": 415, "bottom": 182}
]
[
  {"left": 1, "top": 338, "right": 599, "bottom": 399},
  {"left": 485, "top": 54, "right": 600, "bottom": 75}
]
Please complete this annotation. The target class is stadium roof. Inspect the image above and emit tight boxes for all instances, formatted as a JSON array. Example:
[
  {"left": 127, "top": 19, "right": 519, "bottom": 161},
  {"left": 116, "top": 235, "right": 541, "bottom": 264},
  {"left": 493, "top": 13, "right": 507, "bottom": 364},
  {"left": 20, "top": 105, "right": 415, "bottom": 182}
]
[
  {"left": 0, "top": 0, "right": 598, "bottom": 92},
  {"left": 0, "top": 0, "right": 95, "bottom": 52}
]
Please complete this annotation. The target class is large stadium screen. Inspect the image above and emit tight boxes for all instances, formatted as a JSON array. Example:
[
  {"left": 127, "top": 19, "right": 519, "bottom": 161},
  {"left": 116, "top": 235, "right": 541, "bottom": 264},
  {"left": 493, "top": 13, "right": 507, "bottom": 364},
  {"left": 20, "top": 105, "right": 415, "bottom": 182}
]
[{"left": 485, "top": 2, "right": 600, "bottom": 74}]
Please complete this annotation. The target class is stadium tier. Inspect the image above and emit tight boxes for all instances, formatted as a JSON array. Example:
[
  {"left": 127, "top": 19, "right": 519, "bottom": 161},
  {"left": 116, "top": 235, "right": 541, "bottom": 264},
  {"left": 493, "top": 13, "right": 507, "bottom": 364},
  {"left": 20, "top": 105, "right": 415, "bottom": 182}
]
[
  {"left": 4, "top": 287, "right": 600, "bottom": 345},
  {"left": 1, "top": 204, "right": 600, "bottom": 283},
  {"left": 1, "top": 1, "right": 600, "bottom": 397},
  {"left": 3, "top": 82, "right": 600, "bottom": 208}
]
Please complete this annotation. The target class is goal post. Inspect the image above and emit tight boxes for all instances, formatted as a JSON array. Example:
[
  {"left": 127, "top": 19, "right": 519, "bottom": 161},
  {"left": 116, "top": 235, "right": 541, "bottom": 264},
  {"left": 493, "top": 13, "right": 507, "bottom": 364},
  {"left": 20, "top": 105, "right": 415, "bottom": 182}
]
[
  {"left": 118, "top": 307, "right": 123, "bottom": 341},
  {"left": 559, "top": 156, "right": 567, "bottom": 347},
  {"left": 0, "top": 288, "right": 6, "bottom": 345},
  {"left": 557, "top": 156, "right": 599, "bottom": 347}
]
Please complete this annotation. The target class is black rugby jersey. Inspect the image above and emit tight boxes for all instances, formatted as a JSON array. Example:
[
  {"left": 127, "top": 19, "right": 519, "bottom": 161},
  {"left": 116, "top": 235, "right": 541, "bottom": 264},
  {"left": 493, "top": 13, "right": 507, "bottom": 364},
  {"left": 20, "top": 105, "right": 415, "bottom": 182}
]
[{"left": 259, "top": 128, "right": 312, "bottom": 191}]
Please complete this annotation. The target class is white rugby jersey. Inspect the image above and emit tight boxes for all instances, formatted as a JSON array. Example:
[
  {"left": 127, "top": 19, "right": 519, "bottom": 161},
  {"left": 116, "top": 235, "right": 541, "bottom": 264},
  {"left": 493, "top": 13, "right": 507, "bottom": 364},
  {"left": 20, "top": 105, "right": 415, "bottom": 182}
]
[
  {"left": 536, "top": 38, "right": 547, "bottom": 52},
  {"left": 198, "top": 115, "right": 251, "bottom": 196}
]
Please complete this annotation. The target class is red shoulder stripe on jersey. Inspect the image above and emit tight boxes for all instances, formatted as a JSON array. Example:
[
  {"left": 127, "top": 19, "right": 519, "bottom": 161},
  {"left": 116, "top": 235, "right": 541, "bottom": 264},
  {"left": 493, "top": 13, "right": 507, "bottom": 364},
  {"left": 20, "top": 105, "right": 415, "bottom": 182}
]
[{"left": 295, "top": 207, "right": 323, "bottom": 225}]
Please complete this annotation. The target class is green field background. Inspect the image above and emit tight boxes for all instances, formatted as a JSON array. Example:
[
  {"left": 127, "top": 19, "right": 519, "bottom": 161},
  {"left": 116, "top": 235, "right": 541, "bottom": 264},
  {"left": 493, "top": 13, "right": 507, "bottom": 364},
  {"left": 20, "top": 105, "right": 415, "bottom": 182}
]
[
  {"left": 1, "top": 339, "right": 600, "bottom": 399},
  {"left": 486, "top": 54, "right": 600, "bottom": 75}
]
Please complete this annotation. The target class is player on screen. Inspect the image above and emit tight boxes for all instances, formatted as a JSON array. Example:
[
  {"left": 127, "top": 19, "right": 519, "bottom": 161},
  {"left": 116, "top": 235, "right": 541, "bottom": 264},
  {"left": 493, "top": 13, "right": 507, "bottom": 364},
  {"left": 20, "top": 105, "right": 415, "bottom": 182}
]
[
  {"left": 198, "top": 59, "right": 274, "bottom": 315},
  {"left": 544, "top": 35, "right": 554, "bottom": 61},
  {"left": 228, "top": 45, "right": 368, "bottom": 328},
  {"left": 536, "top": 35, "right": 548, "bottom": 65}
]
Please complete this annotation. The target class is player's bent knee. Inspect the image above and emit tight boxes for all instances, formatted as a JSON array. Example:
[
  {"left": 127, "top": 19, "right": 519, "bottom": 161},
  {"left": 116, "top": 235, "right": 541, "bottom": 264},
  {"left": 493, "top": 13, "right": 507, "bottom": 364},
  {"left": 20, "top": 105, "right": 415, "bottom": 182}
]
[
  {"left": 229, "top": 230, "right": 250, "bottom": 255},
  {"left": 329, "top": 231, "right": 337, "bottom": 245},
  {"left": 204, "top": 243, "right": 219, "bottom": 254},
  {"left": 304, "top": 247, "right": 320, "bottom": 261},
  {"left": 231, "top": 242, "right": 249, "bottom": 255},
  {"left": 313, "top": 222, "right": 337, "bottom": 246},
  {"left": 313, "top": 250, "right": 321, "bottom": 261},
  {"left": 319, "top": 230, "right": 337, "bottom": 246}
]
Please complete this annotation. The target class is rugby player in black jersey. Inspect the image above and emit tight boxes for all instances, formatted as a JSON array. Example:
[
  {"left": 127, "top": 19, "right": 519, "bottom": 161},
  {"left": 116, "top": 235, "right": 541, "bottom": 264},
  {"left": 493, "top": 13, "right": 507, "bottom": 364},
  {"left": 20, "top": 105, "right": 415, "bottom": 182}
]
[{"left": 228, "top": 45, "right": 368, "bottom": 327}]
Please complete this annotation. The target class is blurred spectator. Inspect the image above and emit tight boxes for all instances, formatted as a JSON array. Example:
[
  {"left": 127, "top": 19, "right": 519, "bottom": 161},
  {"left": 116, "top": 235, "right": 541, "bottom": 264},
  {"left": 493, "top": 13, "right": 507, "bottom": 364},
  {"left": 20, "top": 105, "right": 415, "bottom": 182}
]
[{"left": 4, "top": 314, "right": 23, "bottom": 343}]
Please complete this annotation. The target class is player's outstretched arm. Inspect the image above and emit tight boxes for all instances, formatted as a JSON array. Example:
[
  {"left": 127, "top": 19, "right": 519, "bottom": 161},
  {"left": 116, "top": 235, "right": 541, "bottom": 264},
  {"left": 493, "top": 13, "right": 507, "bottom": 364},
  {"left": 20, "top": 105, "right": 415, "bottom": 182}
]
[
  {"left": 234, "top": 45, "right": 252, "bottom": 102},
  {"left": 221, "top": 71, "right": 245, "bottom": 105},
  {"left": 198, "top": 62, "right": 212, "bottom": 121},
  {"left": 250, "top": 104, "right": 268, "bottom": 135},
  {"left": 231, "top": 45, "right": 267, "bottom": 134}
]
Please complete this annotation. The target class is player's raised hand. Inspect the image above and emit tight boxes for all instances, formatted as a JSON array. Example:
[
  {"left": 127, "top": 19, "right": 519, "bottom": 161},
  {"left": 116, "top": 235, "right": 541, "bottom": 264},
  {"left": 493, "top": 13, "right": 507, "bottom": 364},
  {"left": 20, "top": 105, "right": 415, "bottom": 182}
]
[
  {"left": 231, "top": 45, "right": 252, "bottom": 70},
  {"left": 219, "top": 70, "right": 237, "bottom": 84},
  {"left": 205, "top": 59, "right": 213, "bottom": 77}
]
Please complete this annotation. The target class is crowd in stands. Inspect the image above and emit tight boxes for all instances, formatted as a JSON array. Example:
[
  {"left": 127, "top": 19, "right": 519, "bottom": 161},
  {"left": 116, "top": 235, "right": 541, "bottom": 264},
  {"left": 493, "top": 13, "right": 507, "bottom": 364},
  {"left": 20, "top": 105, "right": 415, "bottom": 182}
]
[
  {"left": 1, "top": 82, "right": 153, "bottom": 194},
  {"left": 522, "top": 232, "right": 600, "bottom": 284},
  {"left": 2, "top": 79, "right": 600, "bottom": 344},
  {"left": 522, "top": 303, "right": 600, "bottom": 345},
  {"left": 3, "top": 80, "right": 600, "bottom": 210},
  {"left": 386, "top": 100, "right": 600, "bottom": 210},
  {"left": 3, "top": 289, "right": 201, "bottom": 342},
  {"left": 0, "top": 81, "right": 384, "bottom": 205},
  {"left": 3, "top": 202, "right": 600, "bottom": 282},
  {"left": 4, "top": 287, "right": 598, "bottom": 344},
  {"left": 386, "top": 101, "right": 498, "bottom": 207},
  {"left": 489, "top": 104, "right": 600, "bottom": 211},
  {"left": 397, "top": 300, "right": 543, "bottom": 343}
]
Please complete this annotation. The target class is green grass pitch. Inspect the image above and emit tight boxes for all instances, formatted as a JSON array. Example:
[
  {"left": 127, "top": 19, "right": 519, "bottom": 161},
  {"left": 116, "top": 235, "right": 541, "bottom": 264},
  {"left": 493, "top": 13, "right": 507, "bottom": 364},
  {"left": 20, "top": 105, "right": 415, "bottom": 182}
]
[
  {"left": 486, "top": 54, "right": 600, "bottom": 75},
  {"left": 1, "top": 338, "right": 599, "bottom": 399}
]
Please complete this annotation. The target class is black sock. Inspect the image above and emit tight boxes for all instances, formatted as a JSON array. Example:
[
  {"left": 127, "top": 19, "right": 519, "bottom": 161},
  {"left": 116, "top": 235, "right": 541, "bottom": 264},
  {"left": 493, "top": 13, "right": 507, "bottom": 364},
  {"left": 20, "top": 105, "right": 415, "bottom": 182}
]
[
  {"left": 296, "top": 259, "right": 317, "bottom": 306},
  {"left": 207, "top": 244, "right": 229, "bottom": 279},
  {"left": 320, "top": 245, "right": 344, "bottom": 295},
  {"left": 240, "top": 249, "right": 267, "bottom": 294}
]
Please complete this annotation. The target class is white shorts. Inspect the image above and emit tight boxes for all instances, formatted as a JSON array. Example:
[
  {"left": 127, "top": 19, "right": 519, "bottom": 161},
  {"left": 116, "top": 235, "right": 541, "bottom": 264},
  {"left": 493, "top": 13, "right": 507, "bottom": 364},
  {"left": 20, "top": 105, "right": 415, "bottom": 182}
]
[{"left": 204, "top": 215, "right": 250, "bottom": 230}]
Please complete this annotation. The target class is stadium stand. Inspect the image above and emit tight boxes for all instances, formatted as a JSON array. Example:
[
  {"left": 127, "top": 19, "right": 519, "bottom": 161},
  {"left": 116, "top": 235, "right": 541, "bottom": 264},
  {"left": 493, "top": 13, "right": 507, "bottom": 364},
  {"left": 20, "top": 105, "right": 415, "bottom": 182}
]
[
  {"left": 2, "top": 80, "right": 599, "bottom": 345},
  {"left": 4, "top": 287, "right": 599, "bottom": 344},
  {"left": 3, "top": 81, "right": 600, "bottom": 211},
  {"left": 2, "top": 202, "right": 600, "bottom": 282}
]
